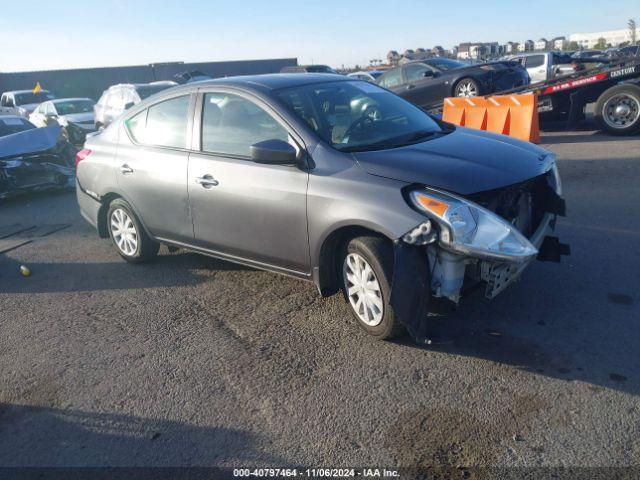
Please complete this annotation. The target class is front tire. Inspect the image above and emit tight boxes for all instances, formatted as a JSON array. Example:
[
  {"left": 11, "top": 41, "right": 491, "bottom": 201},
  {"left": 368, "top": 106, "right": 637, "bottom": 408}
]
[
  {"left": 107, "top": 199, "right": 159, "bottom": 263},
  {"left": 454, "top": 77, "right": 481, "bottom": 97},
  {"left": 595, "top": 84, "right": 640, "bottom": 136},
  {"left": 341, "top": 236, "right": 404, "bottom": 340}
]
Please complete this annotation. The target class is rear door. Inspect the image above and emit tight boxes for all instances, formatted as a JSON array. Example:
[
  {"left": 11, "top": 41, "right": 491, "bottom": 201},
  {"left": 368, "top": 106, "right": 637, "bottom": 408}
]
[
  {"left": 187, "top": 89, "right": 310, "bottom": 274},
  {"left": 115, "top": 93, "right": 194, "bottom": 242}
]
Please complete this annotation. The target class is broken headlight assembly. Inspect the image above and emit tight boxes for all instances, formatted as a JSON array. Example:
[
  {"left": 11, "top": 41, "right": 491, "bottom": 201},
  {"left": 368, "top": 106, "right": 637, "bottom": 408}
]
[{"left": 407, "top": 188, "right": 538, "bottom": 263}]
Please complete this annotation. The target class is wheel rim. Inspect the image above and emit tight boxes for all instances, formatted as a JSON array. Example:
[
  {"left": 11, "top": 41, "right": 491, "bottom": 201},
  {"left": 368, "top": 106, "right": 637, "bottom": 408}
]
[
  {"left": 603, "top": 93, "right": 640, "bottom": 129},
  {"left": 343, "top": 253, "right": 384, "bottom": 327},
  {"left": 456, "top": 81, "right": 478, "bottom": 97},
  {"left": 110, "top": 208, "right": 138, "bottom": 256}
]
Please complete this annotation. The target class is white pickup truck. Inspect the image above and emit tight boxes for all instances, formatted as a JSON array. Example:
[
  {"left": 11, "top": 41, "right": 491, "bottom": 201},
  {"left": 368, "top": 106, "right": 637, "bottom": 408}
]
[{"left": 506, "top": 52, "right": 577, "bottom": 84}]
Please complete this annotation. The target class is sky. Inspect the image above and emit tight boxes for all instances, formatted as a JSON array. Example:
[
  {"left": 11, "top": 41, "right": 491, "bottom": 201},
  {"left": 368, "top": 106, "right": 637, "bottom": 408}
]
[{"left": 1, "top": 0, "right": 637, "bottom": 72}]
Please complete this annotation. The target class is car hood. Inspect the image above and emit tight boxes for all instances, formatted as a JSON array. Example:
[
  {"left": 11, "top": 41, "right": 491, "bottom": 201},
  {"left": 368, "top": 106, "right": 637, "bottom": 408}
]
[
  {"left": 352, "top": 127, "right": 553, "bottom": 195},
  {"left": 63, "top": 112, "right": 94, "bottom": 123},
  {"left": 0, "top": 124, "right": 64, "bottom": 160}
]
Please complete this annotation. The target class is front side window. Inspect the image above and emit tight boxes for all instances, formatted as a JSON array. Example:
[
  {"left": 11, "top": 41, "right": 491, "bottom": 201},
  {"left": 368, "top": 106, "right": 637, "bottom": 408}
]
[
  {"left": 404, "top": 63, "right": 435, "bottom": 82},
  {"left": 201, "top": 92, "right": 288, "bottom": 157},
  {"left": 277, "top": 81, "right": 442, "bottom": 152},
  {"left": 125, "top": 95, "right": 190, "bottom": 148},
  {"left": 377, "top": 69, "right": 403, "bottom": 88}
]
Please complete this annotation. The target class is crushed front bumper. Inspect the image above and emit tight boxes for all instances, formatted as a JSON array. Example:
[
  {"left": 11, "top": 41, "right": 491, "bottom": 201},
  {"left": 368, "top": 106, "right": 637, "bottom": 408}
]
[{"left": 481, "top": 213, "right": 553, "bottom": 299}]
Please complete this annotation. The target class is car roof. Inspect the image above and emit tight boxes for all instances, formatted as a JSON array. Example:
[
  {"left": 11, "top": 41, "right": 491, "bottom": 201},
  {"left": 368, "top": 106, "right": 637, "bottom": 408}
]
[
  {"left": 175, "top": 73, "right": 350, "bottom": 92},
  {"left": 51, "top": 97, "right": 93, "bottom": 103},
  {"left": 109, "top": 81, "right": 177, "bottom": 90}
]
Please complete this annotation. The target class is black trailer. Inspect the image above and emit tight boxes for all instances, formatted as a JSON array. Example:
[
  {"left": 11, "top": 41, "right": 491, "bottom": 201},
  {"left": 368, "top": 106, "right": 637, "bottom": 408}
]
[{"left": 507, "top": 58, "right": 640, "bottom": 135}]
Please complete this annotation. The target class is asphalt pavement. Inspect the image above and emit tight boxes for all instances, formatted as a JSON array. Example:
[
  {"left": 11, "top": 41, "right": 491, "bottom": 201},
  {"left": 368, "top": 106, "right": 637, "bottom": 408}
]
[{"left": 0, "top": 126, "right": 639, "bottom": 473}]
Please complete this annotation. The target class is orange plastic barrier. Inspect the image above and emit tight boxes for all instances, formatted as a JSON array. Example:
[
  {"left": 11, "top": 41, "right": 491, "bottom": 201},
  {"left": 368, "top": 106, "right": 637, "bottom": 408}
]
[{"left": 442, "top": 93, "right": 540, "bottom": 144}]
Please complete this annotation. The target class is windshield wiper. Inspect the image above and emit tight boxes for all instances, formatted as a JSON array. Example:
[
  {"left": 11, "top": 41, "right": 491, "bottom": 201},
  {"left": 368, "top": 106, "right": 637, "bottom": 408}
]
[{"left": 339, "top": 130, "right": 439, "bottom": 153}]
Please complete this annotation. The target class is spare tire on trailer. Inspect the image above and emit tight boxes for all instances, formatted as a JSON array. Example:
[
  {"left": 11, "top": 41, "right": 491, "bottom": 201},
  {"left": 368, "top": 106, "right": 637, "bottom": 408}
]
[{"left": 594, "top": 83, "right": 640, "bottom": 135}]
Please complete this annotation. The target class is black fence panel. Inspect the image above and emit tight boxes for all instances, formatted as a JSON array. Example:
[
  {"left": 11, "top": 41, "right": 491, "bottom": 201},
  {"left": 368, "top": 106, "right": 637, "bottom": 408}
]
[{"left": 0, "top": 58, "right": 297, "bottom": 100}]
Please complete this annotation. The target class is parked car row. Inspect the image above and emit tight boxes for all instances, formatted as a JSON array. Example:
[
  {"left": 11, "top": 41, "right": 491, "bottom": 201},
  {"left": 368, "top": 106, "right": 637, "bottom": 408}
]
[
  {"left": 283, "top": 60, "right": 531, "bottom": 111},
  {"left": 375, "top": 58, "right": 530, "bottom": 110}
]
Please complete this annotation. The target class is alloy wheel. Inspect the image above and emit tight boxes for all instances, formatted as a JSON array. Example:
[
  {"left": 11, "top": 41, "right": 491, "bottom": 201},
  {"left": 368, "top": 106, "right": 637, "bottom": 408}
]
[
  {"left": 110, "top": 208, "right": 138, "bottom": 256},
  {"left": 343, "top": 253, "right": 384, "bottom": 326},
  {"left": 456, "top": 81, "right": 479, "bottom": 97}
]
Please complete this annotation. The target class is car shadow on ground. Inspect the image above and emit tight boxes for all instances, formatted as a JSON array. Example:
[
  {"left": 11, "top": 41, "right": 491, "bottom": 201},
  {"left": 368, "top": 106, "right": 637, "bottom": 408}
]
[
  {"left": 0, "top": 403, "right": 280, "bottom": 466},
  {"left": 0, "top": 251, "right": 255, "bottom": 294}
]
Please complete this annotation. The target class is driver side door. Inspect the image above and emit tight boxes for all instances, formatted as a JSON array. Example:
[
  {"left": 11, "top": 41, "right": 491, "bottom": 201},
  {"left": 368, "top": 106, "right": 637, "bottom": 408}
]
[
  {"left": 187, "top": 90, "right": 310, "bottom": 275},
  {"left": 402, "top": 63, "right": 446, "bottom": 108}
]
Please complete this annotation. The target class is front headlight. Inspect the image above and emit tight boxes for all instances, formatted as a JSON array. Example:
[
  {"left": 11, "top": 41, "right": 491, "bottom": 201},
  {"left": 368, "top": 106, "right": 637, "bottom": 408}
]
[{"left": 408, "top": 188, "right": 538, "bottom": 263}]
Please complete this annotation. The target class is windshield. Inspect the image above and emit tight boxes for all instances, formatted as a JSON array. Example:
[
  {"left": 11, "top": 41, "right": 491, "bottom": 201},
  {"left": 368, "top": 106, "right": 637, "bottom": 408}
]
[
  {"left": 0, "top": 117, "right": 36, "bottom": 137},
  {"left": 54, "top": 100, "right": 95, "bottom": 115},
  {"left": 425, "top": 58, "right": 466, "bottom": 71},
  {"left": 14, "top": 91, "right": 54, "bottom": 106},
  {"left": 277, "top": 81, "right": 443, "bottom": 152},
  {"left": 136, "top": 84, "right": 175, "bottom": 100}
]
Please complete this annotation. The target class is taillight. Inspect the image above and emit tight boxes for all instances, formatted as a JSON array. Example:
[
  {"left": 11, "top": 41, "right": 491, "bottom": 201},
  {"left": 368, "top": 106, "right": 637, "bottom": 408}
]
[{"left": 76, "top": 149, "right": 92, "bottom": 167}]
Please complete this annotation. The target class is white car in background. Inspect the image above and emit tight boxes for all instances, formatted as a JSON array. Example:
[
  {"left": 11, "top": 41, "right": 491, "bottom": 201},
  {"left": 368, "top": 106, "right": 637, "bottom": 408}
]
[{"left": 29, "top": 98, "right": 96, "bottom": 144}]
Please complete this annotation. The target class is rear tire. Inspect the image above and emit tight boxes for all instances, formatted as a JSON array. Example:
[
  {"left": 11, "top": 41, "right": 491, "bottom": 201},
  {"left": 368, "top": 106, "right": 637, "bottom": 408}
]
[
  {"left": 595, "top": 84, "right": 640, "bottom": 136},
  {"left": 341, "top": 236, "right": 405, "bottom": 340},
  {"left": 454, "top": 77, "right": 481, "bottom": 97},
  {"left": 107, "top": 199, "right": 159, "bottom": 263}
]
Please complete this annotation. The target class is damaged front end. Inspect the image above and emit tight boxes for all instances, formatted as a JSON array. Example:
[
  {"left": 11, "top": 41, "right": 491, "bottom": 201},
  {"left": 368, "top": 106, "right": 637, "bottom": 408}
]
[
  {"left": 391, "top": 159, "right": 568, "bottom": 338},
  {"left": 0, "top": 125, "right": 76, "bottom": 200}
]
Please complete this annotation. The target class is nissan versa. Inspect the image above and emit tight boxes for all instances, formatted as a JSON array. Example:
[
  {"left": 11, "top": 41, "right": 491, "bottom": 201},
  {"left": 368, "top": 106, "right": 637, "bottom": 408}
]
[{"left": 76, "top": 74, "right": 567, "bottom": 340}]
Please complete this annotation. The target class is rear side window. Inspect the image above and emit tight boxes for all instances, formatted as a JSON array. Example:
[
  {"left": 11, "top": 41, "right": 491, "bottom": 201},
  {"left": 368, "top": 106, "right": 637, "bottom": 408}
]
[
  {"left": 201, "top": 92, "right": 288, "bottom": 157},
  {"left": 125, "top": 95, "right": 190, "bottom": 148},
  {"left": 525, "top": 55, "right": 545, "bottom": 68},
  {"left": 378, "top": 69, "right": 403, "bottom": 88},
  {"left": 125, "top": 110, "right": 147, "bottom": 143}
]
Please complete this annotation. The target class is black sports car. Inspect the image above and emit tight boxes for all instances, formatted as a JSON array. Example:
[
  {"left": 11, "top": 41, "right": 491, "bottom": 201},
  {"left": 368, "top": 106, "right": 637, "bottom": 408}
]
[{"left": 377, "top": 58, "right": 530, "bottom": 110}]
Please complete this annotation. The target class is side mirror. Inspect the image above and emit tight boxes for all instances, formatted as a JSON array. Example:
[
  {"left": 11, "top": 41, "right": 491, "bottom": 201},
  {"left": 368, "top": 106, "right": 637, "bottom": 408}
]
[
  {"left": 250, "top": 139, "right": 298, "bottom": 165},
  {"left": 124, "top": 102, "right": 135, "bottom": 110},
  {"left": 422, "top": 70, "right": 434, "bottom": 78}
]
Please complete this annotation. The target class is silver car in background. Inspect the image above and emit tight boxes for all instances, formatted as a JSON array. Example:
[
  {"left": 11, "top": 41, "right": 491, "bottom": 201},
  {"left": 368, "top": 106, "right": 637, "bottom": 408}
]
[{"left": 76, "top": 74, "right": 566, "bottom": 341}]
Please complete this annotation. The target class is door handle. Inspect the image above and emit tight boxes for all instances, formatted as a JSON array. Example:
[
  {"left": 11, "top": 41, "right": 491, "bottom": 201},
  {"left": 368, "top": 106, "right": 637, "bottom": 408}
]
[
  {"left": 119, "top": 164, "right": 133, "bottom": 174},
  {"left": 196, "top": 175, "right": 219, "bottom": 188}
]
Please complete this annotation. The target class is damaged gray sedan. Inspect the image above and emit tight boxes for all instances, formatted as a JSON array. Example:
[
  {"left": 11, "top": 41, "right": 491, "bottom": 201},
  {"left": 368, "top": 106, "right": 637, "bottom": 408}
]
[{"left": 76, "top": 74, "right": 567, "bottom": 340}]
